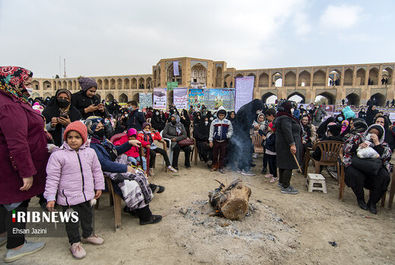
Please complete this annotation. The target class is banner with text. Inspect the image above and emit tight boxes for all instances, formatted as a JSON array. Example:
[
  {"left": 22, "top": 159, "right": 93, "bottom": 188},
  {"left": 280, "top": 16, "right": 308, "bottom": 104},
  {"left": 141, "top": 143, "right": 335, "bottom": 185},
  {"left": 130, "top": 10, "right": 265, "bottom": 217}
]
[
  {"left": 153, "top": 88, "right": 167, "bottom": 110},
  {"left": 139, "top": 93, "right": 152, "bottom": 110},
  {"left": 235, "top": 76, "right": 255, "bottom": 112},
  {"left": 173, "top": 87, "right": 188, "bottom": 110}
]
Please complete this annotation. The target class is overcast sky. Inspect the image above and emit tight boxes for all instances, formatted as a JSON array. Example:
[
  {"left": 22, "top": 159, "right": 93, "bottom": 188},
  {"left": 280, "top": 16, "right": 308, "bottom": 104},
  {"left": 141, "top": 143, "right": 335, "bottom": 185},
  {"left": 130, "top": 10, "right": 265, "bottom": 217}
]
[{"left": 1, "top": 0, "right": 394, "bottom": 78}]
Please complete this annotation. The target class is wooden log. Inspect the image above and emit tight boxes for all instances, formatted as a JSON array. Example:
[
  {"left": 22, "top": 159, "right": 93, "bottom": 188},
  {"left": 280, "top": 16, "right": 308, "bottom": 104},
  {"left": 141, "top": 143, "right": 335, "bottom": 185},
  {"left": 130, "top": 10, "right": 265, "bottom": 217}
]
[{"left": 209, "top": 179, "right": 251, "bottom": 220}]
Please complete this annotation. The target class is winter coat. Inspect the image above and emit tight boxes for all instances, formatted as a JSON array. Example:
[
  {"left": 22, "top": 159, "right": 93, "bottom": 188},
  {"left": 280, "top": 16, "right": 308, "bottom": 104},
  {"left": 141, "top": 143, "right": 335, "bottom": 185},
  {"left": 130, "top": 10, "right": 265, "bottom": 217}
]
[
  {"left": 151, "top": 113, "right": 166, "bottom": 132},
  {"left": 264, "top": 132, "right": 276, "bottom": 154},
  {"left": 91, "top": 140, "right": 132, "bottom": 173},
  {"left": 313, "top": 107, "right": 327, "bottom": 126},
  {"left": 137, "top": 131, "right": 162, "bottom": 148},
  {"left": 42, "top": 104, "right": 82, "bottom": 146},
  {"left": 44, "top": 142, "right": 104, "bottom": 206},
  {"left": 275, "top": 115, "right": 302, "bottom": 169},
  {"left": 71, "top": 90, "right": 105, "bottom": 119},
  {"left": 162, "top": 122, "right": 187, "bottom": 148},
  {"left": 194, "top": 121, "right": 210, "bottom": 142},
  {"left": 127, "top": 109, "right": 146, "bottom": 131},
  {"left": 209, "top": 118, "right": 233, "bottom": 142},
  {"left": 113, "top": 135, "right": 142, "bottom": 158},
  {"left": 343, "top": 125, "right": 392, "bottom": 172},
  {"left": 0, "top": 91, "right": 49, "bottom": 204}
]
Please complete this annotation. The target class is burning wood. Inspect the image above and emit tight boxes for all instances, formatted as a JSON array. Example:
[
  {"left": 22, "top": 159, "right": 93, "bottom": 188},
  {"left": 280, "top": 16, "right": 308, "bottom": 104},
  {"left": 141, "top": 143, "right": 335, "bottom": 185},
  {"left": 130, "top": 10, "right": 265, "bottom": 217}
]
[{"left": 208, "top": 179, "right": 251, "bottom": 220}]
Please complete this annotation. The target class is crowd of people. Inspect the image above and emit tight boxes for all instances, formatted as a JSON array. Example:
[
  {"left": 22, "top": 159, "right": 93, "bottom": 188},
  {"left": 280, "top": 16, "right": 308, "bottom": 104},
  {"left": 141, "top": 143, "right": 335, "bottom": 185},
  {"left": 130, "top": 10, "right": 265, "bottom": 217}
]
[{"left": 0, "top": 66, "right": 394, "bottom": 262}]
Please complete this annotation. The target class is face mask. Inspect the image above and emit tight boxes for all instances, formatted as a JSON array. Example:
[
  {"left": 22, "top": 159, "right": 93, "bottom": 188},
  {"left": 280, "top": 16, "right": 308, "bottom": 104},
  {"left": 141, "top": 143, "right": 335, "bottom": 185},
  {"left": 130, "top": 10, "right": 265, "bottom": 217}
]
[
  {"left": 205, "top": 121, "right": 209, "bottom": 125},
  {"left": 171, "top": 120, "right": 176, "bottom": 125},
  {"left": 95, "top": 128, "right": 105, "bottom": 138},
  {"left": 210, "top": 117, "right": 214, "bottom": 121},
  {"left": 26, "top": 87, "right": 33, "bottom": 96},
  {"left": 57, "top": 98, "right": 70, "bottom": 108},
  {"left": 125, "top": 114, "right": 128, "bottom": 117},
  {"left": 290, "top": 108, "right": 295, "bottom": 113},
  {"left": 155, "top": 112, "right": 159, "bottom": 115},
  {"left": 338, "top": 117, "right": 343, "bottom": 122}
]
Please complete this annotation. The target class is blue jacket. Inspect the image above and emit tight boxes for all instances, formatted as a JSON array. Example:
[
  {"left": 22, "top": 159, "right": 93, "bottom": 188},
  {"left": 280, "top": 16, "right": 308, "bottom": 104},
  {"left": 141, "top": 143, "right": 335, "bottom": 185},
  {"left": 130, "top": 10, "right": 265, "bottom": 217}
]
[{"left": 91, "top": 141, "right": 132, "bottom": 173}]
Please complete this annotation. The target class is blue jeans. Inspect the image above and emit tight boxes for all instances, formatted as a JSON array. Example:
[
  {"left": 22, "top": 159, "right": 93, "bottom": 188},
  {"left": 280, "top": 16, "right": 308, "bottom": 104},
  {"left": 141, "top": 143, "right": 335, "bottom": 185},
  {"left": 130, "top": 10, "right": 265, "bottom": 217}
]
[{"left": 127, "top": 156, "right": 147, "bottom": 171}]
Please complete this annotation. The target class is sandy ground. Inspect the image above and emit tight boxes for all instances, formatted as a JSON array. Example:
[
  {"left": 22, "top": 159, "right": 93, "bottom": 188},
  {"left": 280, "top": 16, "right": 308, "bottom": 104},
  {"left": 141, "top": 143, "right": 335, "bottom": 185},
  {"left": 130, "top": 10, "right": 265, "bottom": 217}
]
[{"left": 1, "top": 154, "right": 394, "bottom": 265}]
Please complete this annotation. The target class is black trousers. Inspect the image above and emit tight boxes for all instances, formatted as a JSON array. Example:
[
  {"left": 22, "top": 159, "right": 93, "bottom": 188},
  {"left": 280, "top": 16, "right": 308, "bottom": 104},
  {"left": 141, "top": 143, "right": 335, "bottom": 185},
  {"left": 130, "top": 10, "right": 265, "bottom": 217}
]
[
  {"left": 345, "top": 165, "right": 390, "bottom": 205},
  {"left": 196, "top": 141, "right": 212, "bottom": 163},
  {"left": 262, "top": 149, "right": 268, "bottom": 170},
  {"left": 279, "top": 169, "right": 292, "bottom": 188},
  {"left": 266, "top": 154, "right": 277, "bottom": 178},
  {"left": 0, "top": 199, "right": 30, "bottom": 249},
  {"left": 172, "top": 144, "right": 191, "bottom": 168},
  {"left": 149, "top": 147, "right": 171, "bottom": 168},
  {"left": 62, "top": 201, "right": 93, "bottom": 245}
]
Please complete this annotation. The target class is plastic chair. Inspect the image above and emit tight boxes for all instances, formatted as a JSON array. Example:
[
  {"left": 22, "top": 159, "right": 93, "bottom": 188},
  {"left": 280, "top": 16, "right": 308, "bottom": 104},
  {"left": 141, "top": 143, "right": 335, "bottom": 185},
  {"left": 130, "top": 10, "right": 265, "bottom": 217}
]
[
  {"left": 338, "top": 150, "right": 392, "bottom": 207},
  {"left": 252, "top": 132, "right": 264, "bottom": 154},
  {"left": 304, "top": 140, "right": 343, "bottom": 177}
]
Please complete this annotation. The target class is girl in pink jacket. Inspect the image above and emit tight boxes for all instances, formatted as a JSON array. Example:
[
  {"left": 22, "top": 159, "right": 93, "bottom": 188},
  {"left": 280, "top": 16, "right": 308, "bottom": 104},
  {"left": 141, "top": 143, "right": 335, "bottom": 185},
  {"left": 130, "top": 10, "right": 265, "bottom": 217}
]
[{"left": 44, "top": 121, "right": 105, "bottom": 259}]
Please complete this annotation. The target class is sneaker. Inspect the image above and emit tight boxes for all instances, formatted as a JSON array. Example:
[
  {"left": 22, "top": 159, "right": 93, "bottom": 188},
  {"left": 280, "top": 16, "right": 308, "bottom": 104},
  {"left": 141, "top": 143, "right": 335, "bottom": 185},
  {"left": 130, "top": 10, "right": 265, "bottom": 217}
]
[
  {"left": 277, "top": 182, "right": 283, "bottom": 188},
  {"left": 281, "top": 185, "right": 299, "bottom": 195},
  {"left": 219, "top": 168, "right": 225, "bottom": 174},
  {"left": 82, "top": 235, "right": 104, "bottom": 245},
  {"left": 241, "top": 170, "right": 256, "bottom": 176},
  {"left": 264, "top": 174, "right": 273, "bottom": 179},
  {"left": 167, "top": 166, "right": 178, "bottom": 173},
  {"left": 0, "top": 236, "right": 6, "bottom": 247},
  {"left": 4, "top": 241, "right": 45, "bottom": 263},
  {"left": 69, "top": 242, "right": 86, "bottom": 259},
  {"left": 269, "top": 177, "right": 278, "bottom": 183},
  {"left": 211, "top": 166, "right": 218, "bottom": 172},
  {"left": 140, "top": 215, "right": 162, "bottom": 225}
]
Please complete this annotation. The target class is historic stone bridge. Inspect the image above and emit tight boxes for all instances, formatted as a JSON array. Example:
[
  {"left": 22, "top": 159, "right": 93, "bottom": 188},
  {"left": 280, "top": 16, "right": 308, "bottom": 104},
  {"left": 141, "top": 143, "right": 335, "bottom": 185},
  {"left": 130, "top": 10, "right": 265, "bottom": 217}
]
[{"left": 31, "top": 57, "right": 394, "bottom": 106}]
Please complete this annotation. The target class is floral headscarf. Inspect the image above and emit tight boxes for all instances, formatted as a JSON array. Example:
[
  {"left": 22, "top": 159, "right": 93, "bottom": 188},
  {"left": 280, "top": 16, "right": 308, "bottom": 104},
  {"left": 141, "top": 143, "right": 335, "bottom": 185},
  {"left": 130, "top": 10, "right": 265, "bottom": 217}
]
[{"left": 0, "top": 66, "right": 33, "bottom": 104}]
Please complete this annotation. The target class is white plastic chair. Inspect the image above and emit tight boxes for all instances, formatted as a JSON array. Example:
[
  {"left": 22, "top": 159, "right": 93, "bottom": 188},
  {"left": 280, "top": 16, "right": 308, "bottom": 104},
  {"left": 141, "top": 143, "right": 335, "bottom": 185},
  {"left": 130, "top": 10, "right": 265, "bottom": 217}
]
[{"left": 160, "top": 130, "right": 174, "bottom": 165}]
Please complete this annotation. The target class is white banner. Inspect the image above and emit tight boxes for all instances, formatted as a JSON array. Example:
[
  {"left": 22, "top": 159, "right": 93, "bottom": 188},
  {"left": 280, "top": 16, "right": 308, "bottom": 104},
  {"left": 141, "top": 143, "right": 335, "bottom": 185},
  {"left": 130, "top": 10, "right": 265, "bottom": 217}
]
[
  {"left": 173, "top": 87, "right": 188, "bottom": 110},
  {"left": 235, "top": 76, "right": 255, "bottom": 112},
  {"left": 153, "top": 88, "right": 167, "bottom": 110}
]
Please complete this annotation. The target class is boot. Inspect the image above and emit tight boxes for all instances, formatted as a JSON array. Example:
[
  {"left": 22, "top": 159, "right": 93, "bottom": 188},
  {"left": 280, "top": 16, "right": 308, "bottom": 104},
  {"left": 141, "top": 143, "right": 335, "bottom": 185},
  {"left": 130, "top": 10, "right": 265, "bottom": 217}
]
[
  {"left": 367, "top": 200, "right": 377, "bottom": 214},
  {"left": 136, "top": 206, "right": 162, "bottom": 225},
  {"left": 357, "top": 198, "right": 368, "bottom": 210}
]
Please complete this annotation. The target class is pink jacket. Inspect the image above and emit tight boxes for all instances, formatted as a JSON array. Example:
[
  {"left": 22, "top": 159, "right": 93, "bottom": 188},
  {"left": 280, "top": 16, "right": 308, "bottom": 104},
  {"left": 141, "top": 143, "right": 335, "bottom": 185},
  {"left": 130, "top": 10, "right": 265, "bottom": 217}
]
[{"left": 44, "top": 142, "right": 105, "bottom": 206}]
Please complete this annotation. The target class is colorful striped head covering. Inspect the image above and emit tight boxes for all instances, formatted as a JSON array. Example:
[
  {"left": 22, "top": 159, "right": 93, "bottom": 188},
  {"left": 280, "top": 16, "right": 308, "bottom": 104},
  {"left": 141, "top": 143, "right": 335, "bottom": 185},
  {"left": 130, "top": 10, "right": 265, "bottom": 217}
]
[{"left": 0, "top": 66, "right": 33, "bottom": 104}]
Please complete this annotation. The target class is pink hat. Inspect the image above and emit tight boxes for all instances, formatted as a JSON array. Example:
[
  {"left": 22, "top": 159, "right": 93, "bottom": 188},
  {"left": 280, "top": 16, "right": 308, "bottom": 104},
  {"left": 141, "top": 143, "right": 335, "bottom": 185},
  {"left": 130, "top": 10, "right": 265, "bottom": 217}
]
[{"left": 127, "top": 128, "right": 137, "bottom": 137}]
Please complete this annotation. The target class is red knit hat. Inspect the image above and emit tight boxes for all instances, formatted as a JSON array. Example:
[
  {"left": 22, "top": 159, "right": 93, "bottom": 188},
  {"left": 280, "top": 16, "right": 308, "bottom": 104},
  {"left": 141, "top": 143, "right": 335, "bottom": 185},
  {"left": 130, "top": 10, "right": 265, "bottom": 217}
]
[
  {"left": 64, "top": 121, "right": 88, "bottom": 143},
  {"left": 268, "top": 122, "right": 275, "bottom": 132}
]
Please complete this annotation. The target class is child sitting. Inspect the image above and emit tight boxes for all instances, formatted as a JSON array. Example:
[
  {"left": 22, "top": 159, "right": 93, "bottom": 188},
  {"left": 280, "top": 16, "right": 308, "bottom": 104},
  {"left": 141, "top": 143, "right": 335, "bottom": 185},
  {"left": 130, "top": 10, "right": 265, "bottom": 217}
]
[
  {"left": 263, "top": 122, "right": 277, "bottom": 183},
  {"left": 113, "top": 128, "right": 147, "bottom": 171},
  {"left": 209, "top": 106, "right": 233, "bottom": 174},
  {"left": 137, "top": 122, "right": 177, "bottom": 175},
  {"left": 44, "top": 121, "right": 105, "bottom": 259}
]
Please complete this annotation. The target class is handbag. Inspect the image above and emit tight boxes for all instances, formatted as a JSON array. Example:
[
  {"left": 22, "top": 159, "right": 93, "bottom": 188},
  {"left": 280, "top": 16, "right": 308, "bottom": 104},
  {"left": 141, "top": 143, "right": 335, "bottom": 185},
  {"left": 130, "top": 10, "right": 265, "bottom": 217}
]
[
  {"left": 351, "top": 156, "right": 382, "bottom": 176},
  {"left": 178, "top": 137, "right": 194, "bottom": 147}
]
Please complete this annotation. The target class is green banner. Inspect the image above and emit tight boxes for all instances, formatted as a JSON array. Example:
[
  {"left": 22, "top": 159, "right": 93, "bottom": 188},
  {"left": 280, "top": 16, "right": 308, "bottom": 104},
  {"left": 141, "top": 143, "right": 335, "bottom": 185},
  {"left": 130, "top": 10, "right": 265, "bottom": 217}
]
[{"left": 167, "top": 81, "right": 178, "bottom": 91}]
